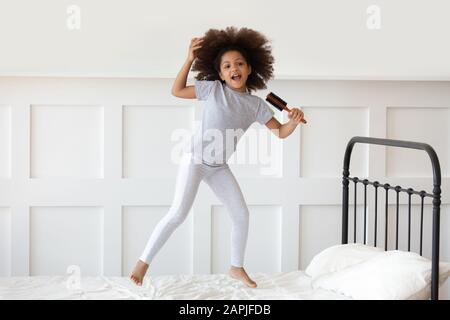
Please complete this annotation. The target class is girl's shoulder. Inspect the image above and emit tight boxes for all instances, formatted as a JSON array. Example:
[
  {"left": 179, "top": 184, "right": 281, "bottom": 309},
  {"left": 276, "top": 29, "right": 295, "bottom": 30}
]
[{"left": 195, "top": 80, "right": 222, "bottom": 101}]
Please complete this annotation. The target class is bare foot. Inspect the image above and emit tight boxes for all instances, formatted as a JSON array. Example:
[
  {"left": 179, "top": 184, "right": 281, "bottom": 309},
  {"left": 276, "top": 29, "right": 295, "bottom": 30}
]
[
  {"left": 229, "top": 266, "right": 257, "bottom": 288},
  {"left": 130, "top": 260, "right": 149, "bottom": 286}
]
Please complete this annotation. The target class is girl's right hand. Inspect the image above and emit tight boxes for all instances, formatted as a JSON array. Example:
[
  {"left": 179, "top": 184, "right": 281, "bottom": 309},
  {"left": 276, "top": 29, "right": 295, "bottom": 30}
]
[{"left": 187, "top": 37, "right": 204, "bottom": 62}]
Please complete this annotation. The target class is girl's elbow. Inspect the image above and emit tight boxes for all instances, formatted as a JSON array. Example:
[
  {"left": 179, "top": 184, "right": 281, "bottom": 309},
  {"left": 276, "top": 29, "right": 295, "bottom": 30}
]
[{"left": 268, "top": 126, "right": 284, "bottom": 139}]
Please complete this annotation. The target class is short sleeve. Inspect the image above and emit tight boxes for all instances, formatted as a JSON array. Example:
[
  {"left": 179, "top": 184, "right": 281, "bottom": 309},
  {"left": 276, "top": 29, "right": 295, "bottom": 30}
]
[
  {"left": 255, "top": 99, "right": 275, "bottom": 125},
  {"left": 194, "top": 80, "right": 216, "bottom": 101}
]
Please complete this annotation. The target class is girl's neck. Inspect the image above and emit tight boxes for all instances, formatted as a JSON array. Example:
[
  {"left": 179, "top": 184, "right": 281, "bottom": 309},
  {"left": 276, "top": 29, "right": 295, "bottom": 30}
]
[{"left": 225, "top": 83, "right": 249, "bottom": 94}]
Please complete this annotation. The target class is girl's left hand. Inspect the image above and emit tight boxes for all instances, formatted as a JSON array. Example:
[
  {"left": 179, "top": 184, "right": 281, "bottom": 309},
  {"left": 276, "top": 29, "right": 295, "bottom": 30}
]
[{"left": 288, "top": 107, "right": 307, "bottom": 125}]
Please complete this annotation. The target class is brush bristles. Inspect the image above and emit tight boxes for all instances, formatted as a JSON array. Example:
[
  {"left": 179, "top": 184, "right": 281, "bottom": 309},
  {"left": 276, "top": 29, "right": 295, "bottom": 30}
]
[{"left": 266, "top": 92, "right": 287, "bottom": 111}]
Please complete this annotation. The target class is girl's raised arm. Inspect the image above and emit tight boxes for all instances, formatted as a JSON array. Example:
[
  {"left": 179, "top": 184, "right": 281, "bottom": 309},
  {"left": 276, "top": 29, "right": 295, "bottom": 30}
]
[{"left": 171, "top": 37, "right": 203, "bottom": 99}]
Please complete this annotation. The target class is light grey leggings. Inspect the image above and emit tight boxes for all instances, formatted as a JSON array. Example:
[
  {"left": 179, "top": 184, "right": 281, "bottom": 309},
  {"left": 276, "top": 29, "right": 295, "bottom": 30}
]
[{"left": 139, "top": 152, "right": 250, "bottom": 267}]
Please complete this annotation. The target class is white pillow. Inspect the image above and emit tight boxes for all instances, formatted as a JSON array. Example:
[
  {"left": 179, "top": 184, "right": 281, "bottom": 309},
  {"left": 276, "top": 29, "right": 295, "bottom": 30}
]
[
  {"left": 305, "top": 243, "right": 383, "bottom": 279},
  {"left": 311, "top": 250, "right": 450, "bottom": 300}
]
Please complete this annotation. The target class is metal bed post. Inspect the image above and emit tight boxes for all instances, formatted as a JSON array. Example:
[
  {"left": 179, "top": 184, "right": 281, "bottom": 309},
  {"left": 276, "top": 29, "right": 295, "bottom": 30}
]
[
  {"left": 342, "top": 136, "right": 442, "bottom": 300},
  {"left": 342, "top": 162, "right": 350, "bottom": 245}
]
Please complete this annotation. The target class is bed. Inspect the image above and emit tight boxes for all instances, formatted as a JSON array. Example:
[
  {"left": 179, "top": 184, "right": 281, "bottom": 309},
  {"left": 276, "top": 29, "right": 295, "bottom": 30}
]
[
  {"left": 0, "top": 271, "right": 351, "bottom": 300},
  {"left": 0, "top": 136, "right": 448, "bottom": 300}
]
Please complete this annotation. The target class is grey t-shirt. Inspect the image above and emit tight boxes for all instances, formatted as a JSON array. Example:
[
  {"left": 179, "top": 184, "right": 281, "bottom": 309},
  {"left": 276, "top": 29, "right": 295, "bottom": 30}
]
[{"left": 183, "top": 80, "right": 275, "bottom": 166}]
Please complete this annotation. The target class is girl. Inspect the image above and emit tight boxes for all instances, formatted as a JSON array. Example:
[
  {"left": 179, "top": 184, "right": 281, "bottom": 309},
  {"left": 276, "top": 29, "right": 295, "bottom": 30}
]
[{"left": 130, "top": 26, "right": 306, "bottom": 288}]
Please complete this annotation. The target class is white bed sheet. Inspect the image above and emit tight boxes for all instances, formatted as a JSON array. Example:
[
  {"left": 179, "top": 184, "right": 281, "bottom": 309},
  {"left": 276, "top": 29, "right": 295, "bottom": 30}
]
[{"left": 0, "top": 270, "right": 350, "bottom": 300}]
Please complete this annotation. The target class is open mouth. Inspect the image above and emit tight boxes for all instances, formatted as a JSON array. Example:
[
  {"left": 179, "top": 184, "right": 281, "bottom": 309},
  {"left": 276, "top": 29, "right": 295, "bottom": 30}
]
[{"left": 231, "top": 74, "right": 241, "bottom": 82}]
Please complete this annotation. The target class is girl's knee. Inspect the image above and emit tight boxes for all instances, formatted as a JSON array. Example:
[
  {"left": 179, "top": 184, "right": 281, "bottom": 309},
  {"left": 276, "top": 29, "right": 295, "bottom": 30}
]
[
  {"left": 166, "top": 206, "right": 190, "bottom": 226},
  {"left": 166, "top": 214, "right": 186, "bottom": 227}
]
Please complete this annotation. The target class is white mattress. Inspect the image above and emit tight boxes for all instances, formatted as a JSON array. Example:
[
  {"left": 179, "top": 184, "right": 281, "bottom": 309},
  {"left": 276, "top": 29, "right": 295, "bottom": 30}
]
[{"left": 0, "top": 270, "right": 350, "bottom": 300}]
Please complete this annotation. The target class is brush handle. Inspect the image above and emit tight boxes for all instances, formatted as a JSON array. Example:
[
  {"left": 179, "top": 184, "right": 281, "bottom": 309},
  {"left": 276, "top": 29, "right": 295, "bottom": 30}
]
[{"left": 281, "top": 105, "right": 291, "bottom": 113}]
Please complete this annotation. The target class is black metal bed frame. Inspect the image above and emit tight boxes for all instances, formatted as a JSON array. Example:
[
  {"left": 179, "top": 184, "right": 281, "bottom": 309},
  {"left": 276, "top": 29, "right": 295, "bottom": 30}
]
[{"left": 341, "top": 136, "right": 442, "bottom": 300}]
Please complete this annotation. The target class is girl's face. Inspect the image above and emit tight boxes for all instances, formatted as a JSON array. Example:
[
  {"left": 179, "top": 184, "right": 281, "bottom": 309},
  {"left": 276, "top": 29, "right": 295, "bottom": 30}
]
[{"left": 218, "top": 50, "right": 252, "bottom": 93}]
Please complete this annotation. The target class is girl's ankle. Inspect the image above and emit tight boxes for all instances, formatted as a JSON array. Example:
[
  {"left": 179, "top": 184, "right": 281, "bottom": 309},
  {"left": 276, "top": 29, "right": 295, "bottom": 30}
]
[{"left": 230, "top": 265, "right": 244, "bottom": 270}]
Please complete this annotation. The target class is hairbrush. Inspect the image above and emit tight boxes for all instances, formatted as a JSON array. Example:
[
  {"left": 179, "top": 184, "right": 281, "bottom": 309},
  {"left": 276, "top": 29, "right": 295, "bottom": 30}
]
[
  {"left": 266, "top": 92, "right": 307, "bottom": 123},
  {"left": 266, "top": 92, "right": 290, "bottom": 112}
]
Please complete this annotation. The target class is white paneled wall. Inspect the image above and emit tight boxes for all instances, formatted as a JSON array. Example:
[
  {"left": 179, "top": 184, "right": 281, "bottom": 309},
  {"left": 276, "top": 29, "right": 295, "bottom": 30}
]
[
  {"left": 122, "top": 206, "right": 193, "bottom": 276},
  {"left": 122, "top": 105, "right": 195, "bottom": 179},
  {"left": 386, "top": 107, "right": 450, "bottom": 178},
  {"left": 29, "top": 206, "right": 103, "bottom": 276},
  {"left": 212, "top": 205, "right": 282, "bottom": 274},
  {"left": 299, "top": 205, "right": 366, "bottom": 270},
  {"left": 0, "top": 207, "right": 11, "bottom": 276},
  {"left": 300, "top": 107, "right": 369, "bottom": 178},
  {"left": 30, "top": 105, "right": 104, "bottom": 178},
  {"left": 0, "top": 77, "right": 449, "bottom": 297},
  {"left": 0, "top": 106, "right": 11, "bottom": 179}
]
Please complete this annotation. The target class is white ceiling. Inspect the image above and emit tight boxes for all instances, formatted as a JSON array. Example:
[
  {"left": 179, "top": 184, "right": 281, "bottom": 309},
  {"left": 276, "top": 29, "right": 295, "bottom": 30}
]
[{"left": 0, "top": 0, "right": 449, "bottom": 80}]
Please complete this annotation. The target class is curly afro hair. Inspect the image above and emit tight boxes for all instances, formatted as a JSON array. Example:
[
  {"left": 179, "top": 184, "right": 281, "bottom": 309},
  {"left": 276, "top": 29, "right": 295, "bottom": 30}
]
[{"left": 192, "top": 26, "right": 274, "bottom": 94}]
